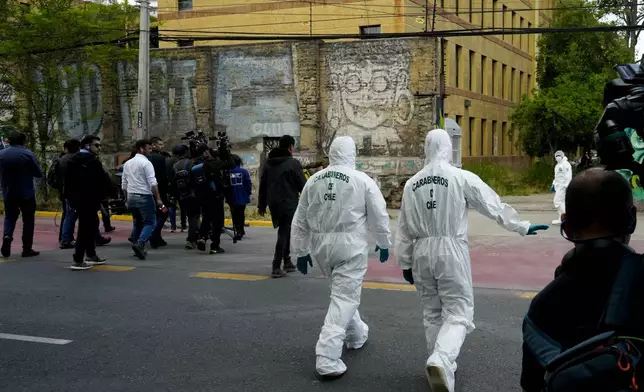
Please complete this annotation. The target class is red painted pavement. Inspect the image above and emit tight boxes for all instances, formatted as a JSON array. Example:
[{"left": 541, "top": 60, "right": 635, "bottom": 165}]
[
  {"left": 9, "top": 218, "right": 644, "bottom": 291},
  {"left": 365, "top": 236, "right": 644, "bottom": 291}
]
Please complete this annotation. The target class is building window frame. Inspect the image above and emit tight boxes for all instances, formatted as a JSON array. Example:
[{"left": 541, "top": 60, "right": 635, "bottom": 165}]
[
  {"left": 178, "top": 0, "right": 192, "bottom": 11},
  {"left": 360, "top": 25, "right": 381, "bottom": 35}
]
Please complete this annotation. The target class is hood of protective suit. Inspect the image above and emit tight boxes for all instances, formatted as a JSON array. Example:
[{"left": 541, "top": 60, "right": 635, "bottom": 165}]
[
  {"left": 424, "top": 129, "right": 452, "bottom": 166},
  {"left": 328, "top": 136, "right": 356, "bottom": 167},
  {"left": 555, "top": 150, "right": 566, "bottom": 164}
]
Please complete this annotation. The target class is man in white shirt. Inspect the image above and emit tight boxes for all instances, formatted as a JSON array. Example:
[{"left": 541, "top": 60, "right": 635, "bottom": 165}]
[{"left": 122, "top": 139, "right": 165, "bottom": 259}]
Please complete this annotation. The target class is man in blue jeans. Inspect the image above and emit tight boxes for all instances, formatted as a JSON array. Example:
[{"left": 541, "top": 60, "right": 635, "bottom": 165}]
[
  {"left": 0, "top": 131, "right": 42, "bottom": 258},
  {"left": 121, "top": 139, "right": 164, "bottom": 260}
]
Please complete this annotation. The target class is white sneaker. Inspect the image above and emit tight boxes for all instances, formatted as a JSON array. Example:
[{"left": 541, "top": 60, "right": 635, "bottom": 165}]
[
  {"left": 426, "top": 364, "right": 450, "bottom": 392},
  {"left": 552, "top": 219, "right": 562, "bottom": 225}
]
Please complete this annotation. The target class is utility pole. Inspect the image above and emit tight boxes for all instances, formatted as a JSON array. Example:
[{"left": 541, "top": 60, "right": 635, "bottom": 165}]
[{"left": 136, "top": 0, "right": 150, "bottom": 140}]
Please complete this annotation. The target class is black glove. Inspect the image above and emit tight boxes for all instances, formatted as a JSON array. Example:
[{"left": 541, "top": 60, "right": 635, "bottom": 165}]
[{"left": 403, "top": 269, "right": 414, "bottom": 285}]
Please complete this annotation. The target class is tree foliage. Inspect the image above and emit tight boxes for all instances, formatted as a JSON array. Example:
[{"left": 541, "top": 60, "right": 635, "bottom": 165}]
[
  {"left": 0, "top": 0, "right": 139, "bottom": 162},
  {"left": 510, "top": 0, "right": 632, "bottom": 157}
]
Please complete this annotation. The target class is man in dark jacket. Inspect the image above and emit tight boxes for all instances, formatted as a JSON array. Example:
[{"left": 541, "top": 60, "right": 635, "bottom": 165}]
[
  {"left": 192, "top": 144, "right": 235, "bottom": 254},
  {"left": 166, "top": 145, "right": 188, "bottom": 232},
  {"left": 55, "top": 139, "right": 80, "bottom": 248},
  {"left": 170, "top": 145, "right": 199, "bottom": 248},
  {"left": 521, "top": 168, "right": 644, "bottom": 391},
  {"left": 64, "top": 135, "right": 111, "bottom": 270},
  {"left": 258, "top": 135, "right": 307, "bottom": 278},
  {"left": 147, "top": 136, "right": 169, "bottom": 248},
  {"left": 0, "top": 131, "right": 42, "bottom": 258}
]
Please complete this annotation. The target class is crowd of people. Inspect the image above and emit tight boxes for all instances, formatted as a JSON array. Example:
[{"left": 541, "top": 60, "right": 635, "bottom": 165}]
[{"left": 1, "top": 128, "right": 642, "bottom": 391}]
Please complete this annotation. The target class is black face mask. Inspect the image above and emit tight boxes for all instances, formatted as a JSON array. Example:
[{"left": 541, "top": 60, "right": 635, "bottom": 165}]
[{"left": 560, "top": 207, "right": 637, "bottom": 244}]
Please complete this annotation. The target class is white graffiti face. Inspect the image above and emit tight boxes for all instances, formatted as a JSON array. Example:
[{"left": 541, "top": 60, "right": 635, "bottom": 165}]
[
  {"left": 326, "top": 44, "right": 415, "bottom": 145},
  {"left": 339, "top": 61, "right": 397, "bottom": 129}
]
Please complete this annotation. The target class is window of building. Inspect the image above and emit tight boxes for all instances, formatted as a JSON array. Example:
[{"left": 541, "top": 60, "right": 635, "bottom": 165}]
[
  {"left": 451, "top": 117, "right": 463, "bottom": 166},
  {"left": 481, "top": 55, "right": 487, "bottom": 94},
  {"left": 510, "top": 67, "right": 515, "bottom": 101},
  {"left": 491, "top": 60, "right": 497, "bottom": 97},
  {"left": 528, "top": 22, "right": 533, "bottom": 53},
  {"left": 151, "top": 26, "right": 159, "bottom": 49},
  {"left": 360, "top": 25, "right": 381, "bottom": 35},
  {"left": 520, "top": 17, "right": 525, "bottom": 50},
  {"left": 519, "top": 71, "right": 524, "bottom": 98},
  {"left": 469, "top": 0, "right": 473, "bottom": 22},
  {"left": 468, "top": 117, "right": 475, "bottom": 156},
  {"left": 501, "top": 64, "right": 507, "bottom": 99},
  {"left": 480, "top": 119, "right": 487, "bottom": 156},
  {"left": 455, "top": 45, "right": 462, "bottom": 88},
  {"left": 455, "top": 0, "right": 460, "bottom": 16},
  {"left": 511, "top": 11, "right": 517, "bottom": 46},
  {"left": 501, "top": 122, "right": 507, "bottom": 155},
  {"left": 178, "top": 39, "right": 194, "bottom": 47},
  {"left": 178, "top": 0, "right": 192, "bottom": 11},
  {"left": 527, "top": 73, "right": 532, "bottom": 96},
  {"left": 492, "top": 0, "right": 497, "bottom": 28},
  {"left": 469, "top": 50, "right": 474, "bottom": 91},
  {"left": 502, "top": 5, "right": 507, "bottom": 39},
  {"left": 492, "top": 120, "right": 498, "bottom": 155}
]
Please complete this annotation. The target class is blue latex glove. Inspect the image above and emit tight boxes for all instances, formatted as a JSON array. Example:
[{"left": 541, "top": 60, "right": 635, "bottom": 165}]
[
  {"left": 527, "top": 224, "right": 549, "bottom": 235},
  {"left": 375, "top": 246, "right": 389, "bottom": 263},
  {"left": 297, "top": 254, "right": 313, "bottom": 275},
  {"left": 403, "top": 269, "right": 414, "bottom": 285},
  {"left": 550, "top": 184, "right": 555, "bottom": 192}
]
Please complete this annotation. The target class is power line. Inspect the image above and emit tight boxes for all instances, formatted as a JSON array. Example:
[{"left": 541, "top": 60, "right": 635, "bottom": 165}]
[{"left": 157, "top": 23, "right": 644, "bottom": 41}]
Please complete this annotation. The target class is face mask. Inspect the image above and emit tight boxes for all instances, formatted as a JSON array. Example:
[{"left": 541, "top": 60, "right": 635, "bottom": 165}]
[{"left": 555, "top": 156, "right": 563, "bottom": 163}]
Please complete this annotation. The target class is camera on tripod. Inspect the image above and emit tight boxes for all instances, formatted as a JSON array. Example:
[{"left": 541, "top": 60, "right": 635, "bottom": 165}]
[{"left": 594, "top": 57, "right": 644, "bottom": 176}]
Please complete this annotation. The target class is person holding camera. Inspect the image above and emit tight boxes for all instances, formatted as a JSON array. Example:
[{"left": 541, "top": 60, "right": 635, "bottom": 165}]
[{"left": 192, "top": 142, "right": 234, "bottom": 254}]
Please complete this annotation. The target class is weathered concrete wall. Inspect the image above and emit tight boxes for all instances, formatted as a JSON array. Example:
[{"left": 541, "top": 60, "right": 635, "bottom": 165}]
[{"left": 52, "top": 38, "right": 440, "bottom": 207}]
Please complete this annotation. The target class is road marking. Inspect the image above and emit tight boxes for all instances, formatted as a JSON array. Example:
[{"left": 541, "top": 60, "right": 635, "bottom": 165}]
[
  {"left": 0, "top": 258, "right": 15, "bottom": 263},
  {"left": 362, "top": 281, "right": 417, "bottom": 292},
  {"left": 0, "top": 333, "right": 72, "bottom": 345},
  {"left": 192, "top": 272, "right": 269, "bottom": 281},
  {"left": 519, "top": 292, "right": 538, "bottom": 299},
  {"left": 92, "top": 265, "right": 135, "bottom": 272}
]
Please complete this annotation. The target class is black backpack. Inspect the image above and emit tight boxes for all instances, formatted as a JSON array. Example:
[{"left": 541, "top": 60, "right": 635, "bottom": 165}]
[
  {"left": 47, "top": 158, "right": 60, "bottom": 190},
  {"left": 174, "top": 159, "right": 194, "bottom": 200},
  {"left": 523, "top": 245, "right": 643, "bottom": 392}
]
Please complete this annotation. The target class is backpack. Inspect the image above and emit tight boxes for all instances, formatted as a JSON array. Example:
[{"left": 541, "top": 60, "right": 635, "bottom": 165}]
[
  {"left": 523, "top": 246, "right": 643, "bottom": 392},
  {"left": 174, "top": 159, "right": 194, "bottom": 200},
  {"left": 191, "top": 162, "right": 215, "bottom": 192}
]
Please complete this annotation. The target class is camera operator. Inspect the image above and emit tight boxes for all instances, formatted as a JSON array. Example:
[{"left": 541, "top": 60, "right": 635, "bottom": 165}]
[
  {"left": 192, "top": 141, "right": 234, "bottom": 254},
  {"left": 521, "top": 169, "right": 644, "bottom": 391}
]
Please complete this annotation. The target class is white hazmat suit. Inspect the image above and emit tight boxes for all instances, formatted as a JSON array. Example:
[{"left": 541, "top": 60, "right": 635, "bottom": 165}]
[
  {"left": 395, "top": 129, "right": 534, "bottom": 392},
  {"left": 552, "top": 150, "right": 572, "bottom": 225},
  {"left": 291, "top": 136, "right": 392, "bottom": 377}
]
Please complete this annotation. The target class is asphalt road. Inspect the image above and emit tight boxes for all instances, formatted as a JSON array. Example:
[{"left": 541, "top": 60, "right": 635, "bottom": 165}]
[{"left": 0, "top": 224, "right": 531, "bottom": 392}]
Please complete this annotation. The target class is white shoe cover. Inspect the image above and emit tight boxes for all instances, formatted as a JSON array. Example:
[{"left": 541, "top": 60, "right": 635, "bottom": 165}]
[
  {"left": 316, "top": 355, "right": 347, "bottom": 377},
  {"left": 425, "top": 363, "right": 452, "bottom": 392}
]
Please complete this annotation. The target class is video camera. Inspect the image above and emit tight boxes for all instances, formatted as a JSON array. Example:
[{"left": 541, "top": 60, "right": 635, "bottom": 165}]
[
  {"left": 594, "top": 58, "right": 644, "bottom": 176},
  {"left": 181, "top": 130, "right": 232, "bottom": 159}
]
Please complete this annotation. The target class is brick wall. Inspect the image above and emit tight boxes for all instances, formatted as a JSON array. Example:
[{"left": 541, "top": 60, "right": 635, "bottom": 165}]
[{"left": 78, "top": 38, "right": 440, "bottom": 207}]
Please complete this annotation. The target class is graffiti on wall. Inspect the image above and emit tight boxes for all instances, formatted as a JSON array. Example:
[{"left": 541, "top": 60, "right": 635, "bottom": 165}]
[
  {"left": 214, "top": 49, "right": 300, "bottom": 144},
  {"left": 58, "top": 64, "right": 103, "bottom": 139},
  {"left": 617, "top": 128, "right": 644, "bottom": 200},
  {"left": 325, "top": 40, "right": 414, "bottom": 155},
  {"left": 117, "top": 59, "right": 197, "bottom": 139}
]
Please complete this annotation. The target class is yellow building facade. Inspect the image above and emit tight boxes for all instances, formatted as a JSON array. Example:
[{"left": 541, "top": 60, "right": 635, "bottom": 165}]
[{"left": 157, "top": 0, "right": 553, "bottom": 162}]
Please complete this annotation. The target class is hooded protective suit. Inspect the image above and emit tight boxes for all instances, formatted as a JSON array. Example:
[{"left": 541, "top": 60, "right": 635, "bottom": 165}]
[
  {"left": 552, "top": 151, "right": 572, "bottom": 224},
  {"left": 291, "top": 136, "right": 392, "bottom": 376},
  {"left": 395, "top": 129, "right": 532, "bottom": 392}
]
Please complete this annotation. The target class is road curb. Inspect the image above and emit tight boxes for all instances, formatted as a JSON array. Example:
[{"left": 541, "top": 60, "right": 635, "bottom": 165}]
[{"left": 34, "top": 211, "right": 275, "bottom": 227}]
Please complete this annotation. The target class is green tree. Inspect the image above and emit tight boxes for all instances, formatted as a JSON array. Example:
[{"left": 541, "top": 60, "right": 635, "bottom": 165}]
[
  {"left": 0, "top": 0, "right": 139, "bottom": 162},
  {"left": 511, "top": 0, "right": 632, "bottom": 157}
]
